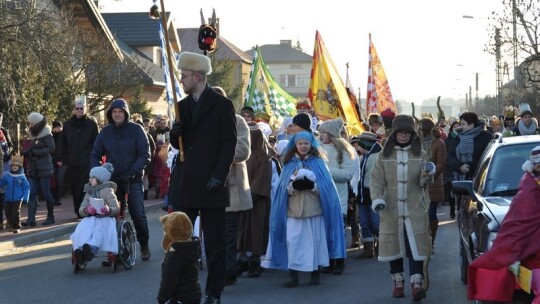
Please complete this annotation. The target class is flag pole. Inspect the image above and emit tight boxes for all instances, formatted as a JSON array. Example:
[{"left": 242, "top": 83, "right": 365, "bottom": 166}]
[{"left": 159, "top": 0, "right": 184, "bottom": 162}]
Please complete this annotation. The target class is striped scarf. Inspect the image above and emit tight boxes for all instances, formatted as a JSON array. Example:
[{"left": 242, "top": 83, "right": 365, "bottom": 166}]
[{"left": 456, "top": 126, "right": 483, "bottom": 164}]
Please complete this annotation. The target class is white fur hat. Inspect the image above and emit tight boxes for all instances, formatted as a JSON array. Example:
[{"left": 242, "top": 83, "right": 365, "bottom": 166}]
[
  {"left": 28, "top": 112, "right": 44, "bottom": 124},
  {"left": 177, "top": 52, "right": 212, "bottom": 75}
]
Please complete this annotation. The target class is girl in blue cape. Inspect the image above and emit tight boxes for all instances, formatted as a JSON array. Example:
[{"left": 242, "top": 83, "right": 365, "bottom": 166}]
[{"left": 265, "top": 131, "right": 346, "bottom": 287}]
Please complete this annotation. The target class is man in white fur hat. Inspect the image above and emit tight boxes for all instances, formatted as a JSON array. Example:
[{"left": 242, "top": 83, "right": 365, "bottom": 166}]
[{"left": 169, "top": 51, "right": 237, "bottom": 304}]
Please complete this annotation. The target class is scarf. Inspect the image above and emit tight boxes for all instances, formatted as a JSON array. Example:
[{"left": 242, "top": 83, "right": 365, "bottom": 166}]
[
  {"left": 456, "top": 126, "right": 483, "bottom": 164},
  {"left": 517, "top": 119, "right": 538, "bottom": 135}
]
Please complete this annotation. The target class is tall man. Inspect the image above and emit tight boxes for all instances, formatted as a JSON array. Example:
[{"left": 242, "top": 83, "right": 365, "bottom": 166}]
[
  {"left": 91, "top": 99, "right": 151, "bottom": 260},
  {"left": 169, "top": 52, "right": 237, "bottom": 304},
  {"left": 56, "top": 96, "right": 99, "bottom": 218}
]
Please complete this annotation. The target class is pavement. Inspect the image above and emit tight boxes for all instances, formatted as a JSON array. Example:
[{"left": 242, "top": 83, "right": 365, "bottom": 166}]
[{"left": 0, "top": 188, "right": 165, "bottom": 253}]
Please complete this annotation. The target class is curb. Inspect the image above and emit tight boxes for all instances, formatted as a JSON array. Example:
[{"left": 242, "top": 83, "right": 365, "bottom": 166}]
[{"left": 0, "top": 202, "right": 164, "bottom": 253}]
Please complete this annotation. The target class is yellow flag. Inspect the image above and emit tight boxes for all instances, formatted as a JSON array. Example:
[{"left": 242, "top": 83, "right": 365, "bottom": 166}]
[
  {"left": 308, "top": 31, "right": 363, "bottom": 135},
  {"left": 366, "top": 34, "right": 397, "bottom": 115}
]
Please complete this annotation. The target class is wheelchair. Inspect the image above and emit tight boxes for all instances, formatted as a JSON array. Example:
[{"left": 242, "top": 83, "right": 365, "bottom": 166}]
[{"left": 71, "top": 219, "right": 137, "bottom": 273}]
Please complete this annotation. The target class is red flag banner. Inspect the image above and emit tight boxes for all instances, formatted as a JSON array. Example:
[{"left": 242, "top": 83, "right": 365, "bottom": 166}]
[
  {"left": 366, "top": 34, "right": 397, "bottom": 115},
  {"left": 309, "top": 31, "right": 363, "bottom": 135}
]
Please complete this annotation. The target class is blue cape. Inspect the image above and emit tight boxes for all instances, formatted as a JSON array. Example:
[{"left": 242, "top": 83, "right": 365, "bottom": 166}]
[{"left": 268, "top": 136, "right": 346, "bottom": 270}]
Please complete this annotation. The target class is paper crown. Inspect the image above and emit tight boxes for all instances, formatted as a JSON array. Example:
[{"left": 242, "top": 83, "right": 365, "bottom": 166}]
[
  {"left": 74, "top": 94, "right": 86, "bottom": 107},
  {"left": 504, "top": 105, "right": 517, "bottom": 120}
]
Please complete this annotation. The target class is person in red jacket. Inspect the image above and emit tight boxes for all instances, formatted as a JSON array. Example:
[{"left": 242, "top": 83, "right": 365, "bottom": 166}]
[{"left": 468, "top": 146, "right": 540, "bottom": 303}]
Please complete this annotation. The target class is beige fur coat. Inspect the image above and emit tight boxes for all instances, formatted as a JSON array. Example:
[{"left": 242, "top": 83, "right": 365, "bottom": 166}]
[{"left": 226, "top": 115, "right": 252, "bottom": 212}]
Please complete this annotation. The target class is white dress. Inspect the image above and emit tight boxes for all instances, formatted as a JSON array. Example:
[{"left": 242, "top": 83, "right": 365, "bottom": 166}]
[{"left": 70, "top": 216, "right": 118, "bottom": 254}]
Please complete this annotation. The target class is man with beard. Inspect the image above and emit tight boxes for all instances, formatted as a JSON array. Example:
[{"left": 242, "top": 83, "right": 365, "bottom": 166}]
[{"left": 169, "top": 52, "right": 237, "bottom": 304}]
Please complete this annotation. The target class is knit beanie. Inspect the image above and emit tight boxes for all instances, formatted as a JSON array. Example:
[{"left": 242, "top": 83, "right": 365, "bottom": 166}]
[
  {"left": 240, "top": 106, "right": 256, "bottom": 120},
  {"left": 52, "top": 121, "right": 63, "bottom": 129},
  {"left": 292, "top": 113, "right": 312, "bottom": 132},
  {"left": 28, "top": 112, "right": 44, "bottom": 124},
  {"left": 319, "top": 117, "right": 344, "bottom": 137},
  {"left": 89, "top": 163, "right": 114, "bottom": 183}
]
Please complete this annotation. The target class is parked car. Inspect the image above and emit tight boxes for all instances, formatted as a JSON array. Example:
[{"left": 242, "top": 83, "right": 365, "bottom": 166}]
[{"left": 452, "top": 134, "right": 540, "bottom": 291}]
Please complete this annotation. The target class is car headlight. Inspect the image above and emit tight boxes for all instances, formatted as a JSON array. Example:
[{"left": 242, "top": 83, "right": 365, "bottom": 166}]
[{"left": 487, "top": 232, "right": 497, "bottom": 251}]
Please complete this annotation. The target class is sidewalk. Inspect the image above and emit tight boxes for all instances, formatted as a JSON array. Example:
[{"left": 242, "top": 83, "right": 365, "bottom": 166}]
[{"left": 0, "top": 189, "right": 165, "bottom": 253}]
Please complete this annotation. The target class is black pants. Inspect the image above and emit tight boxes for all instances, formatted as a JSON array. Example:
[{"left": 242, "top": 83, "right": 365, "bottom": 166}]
[
  {"left": 68, "top": 165, "right": 90, "bottom": 215},
  {"left": 179, "top": 207, "right": 226, "bottom": 299},
  {"left": 5, "top": 201, "right": 22, "bottom": 229},
  {"left": 389, "top": 226, "right": 423, "bottom": 276},
  {"left": 224, "top": 211, "right": 242, "bottom": 277}
]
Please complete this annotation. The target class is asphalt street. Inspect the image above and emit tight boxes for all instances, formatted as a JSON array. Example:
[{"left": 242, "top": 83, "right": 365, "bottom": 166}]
[{"left": 0, "top": 205, "right": 470, "bottom": 304}]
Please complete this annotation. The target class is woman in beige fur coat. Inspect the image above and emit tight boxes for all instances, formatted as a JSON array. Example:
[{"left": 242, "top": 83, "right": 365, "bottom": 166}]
[{"left": 370, "top": 115, "right": 433, "bottom": 302}]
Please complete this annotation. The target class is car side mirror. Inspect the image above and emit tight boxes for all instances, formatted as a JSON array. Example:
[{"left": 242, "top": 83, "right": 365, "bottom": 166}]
[{"left": 452, "top": 180, "right": 478, "bottom": 202}]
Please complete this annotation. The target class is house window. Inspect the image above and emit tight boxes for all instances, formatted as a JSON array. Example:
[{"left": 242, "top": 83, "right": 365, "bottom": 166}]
[{"left": 279, "top": 74, "right": 304, "bottom": 88}]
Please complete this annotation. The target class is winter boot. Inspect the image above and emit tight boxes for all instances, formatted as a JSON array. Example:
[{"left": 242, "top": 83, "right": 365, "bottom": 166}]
[
  {"left": 356, "top": 242, "right": 375, "bottom": 259},
  {"left": 309, "top": 270, "right": 320, "bottom": 285},
  {"left": 247, "top": 260, "right": 262, "bottom": 278},
  {"left": 430, "top": 220, "right": 439, "bottom": 254},
  {"left": 42, "top": 201, "right": 55, "bottom": 225},
  {"left": 232, "top": 259, "right": 249, "bottom": 277},
  {"left": 333, "top": 258, "right": 345, "bottom": 275},
  {"left": 411, "top": 273, "right": 427, "bottom": 301},
  {"left": 392, "top": 273, "right": 405, "bottom": 298},
  {"left": 283, "top": 269, "right": 299, "bottom": 288}
]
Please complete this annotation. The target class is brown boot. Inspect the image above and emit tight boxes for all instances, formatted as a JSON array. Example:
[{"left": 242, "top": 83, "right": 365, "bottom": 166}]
[
  {"left": 355, "top": 242, "right": 374, "bottom": 259},
  {"left": 411, "top": 274, "right": 426, "bottom": 301},
  {"left": 392, "top": 273, "right": 405, "bottom": 298}
]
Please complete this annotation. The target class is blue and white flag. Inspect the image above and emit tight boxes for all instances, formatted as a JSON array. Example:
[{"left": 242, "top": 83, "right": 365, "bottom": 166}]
[{"left": 159, "top": 23, "right": 182, "bottom": 106}]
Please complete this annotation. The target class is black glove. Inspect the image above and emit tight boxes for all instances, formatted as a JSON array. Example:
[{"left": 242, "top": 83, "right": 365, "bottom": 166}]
[
  {"left": 120, "top": 172, "right": 134, "bottom": 184},
  {"left": 292, "top": 177, "right": 315, "bottom": 191},
  {"left": 21, "top": 149, "right": 31, "bottom": 157},
  {"left": 206, "top": 177, "right": 224, "bottom": 192},
  {"left": 169, "top": 122, "right": 183, "bottom": 138}
]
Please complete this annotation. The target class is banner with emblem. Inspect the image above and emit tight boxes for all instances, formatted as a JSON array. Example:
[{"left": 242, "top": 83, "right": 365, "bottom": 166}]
[
  {"left": 243, "top": 46, "right": 297, "bottom": 129},
  {"left": 366, "top": 33, "right": 397, "bottom": 115},
  {"left": 308, "top": 31, "right": 363, "bottom": 135}
]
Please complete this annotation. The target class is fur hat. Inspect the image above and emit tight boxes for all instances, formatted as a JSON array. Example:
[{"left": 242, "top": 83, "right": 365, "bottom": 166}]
[
  {"left": 89, "top": 163, "right": 114, "bottom": 183},
  {"left": 383, "top": 115, "right": 421, "bottom": 158},
  {"left": 419, "top": 117, "right": 435, "bottom": 137},
  {"left": 292, "top": 113, "right": 312, "bottom": 132},
  {"left": 11, "top": 154, "right": 23, "bottom": 167},
  {"left": 368, "top": 113, "right": 382, "bottom": 126},
  {"left": 27, "top": 112, "right": 44, "bottom": 124},
  {"left": 177, "top": 52, "right": 212, "bottom": 75},
  {"left": 52, "top": 121, "right": 63, "bottom": 129},
  {"left": 159, "top": 211, "right": 193, "bottom": 251},
  {"left": 319, "top": 117, "right": 344, "bottom": 137},
  {"left": 74, "top": 94, "right": 86, "bottom": 107}
]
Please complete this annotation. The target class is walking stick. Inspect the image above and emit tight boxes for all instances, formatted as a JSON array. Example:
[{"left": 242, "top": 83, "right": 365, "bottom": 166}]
[{"left": 157, "top": 0, "right": 184, "bottom": 162}]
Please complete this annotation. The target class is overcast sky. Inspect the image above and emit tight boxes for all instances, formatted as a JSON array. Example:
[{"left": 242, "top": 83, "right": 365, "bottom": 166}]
[{"left": 100, "top": 0, "right": 506, "bottom": 105}]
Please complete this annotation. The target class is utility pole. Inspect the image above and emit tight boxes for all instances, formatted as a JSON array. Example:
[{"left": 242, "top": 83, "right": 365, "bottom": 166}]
[{"left": 495, "top": 27, "right": 502, "bottom": 115}]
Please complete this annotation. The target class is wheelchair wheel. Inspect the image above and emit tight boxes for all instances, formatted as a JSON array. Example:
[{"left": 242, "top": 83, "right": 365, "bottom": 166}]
[{"left": 117, "top": 220, "right": 137, "bottom": 270}]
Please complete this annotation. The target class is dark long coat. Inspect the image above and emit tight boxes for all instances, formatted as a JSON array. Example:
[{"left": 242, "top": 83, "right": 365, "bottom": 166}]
[{"left": 170, "top": 86, "right": 237, "bottom": 209}]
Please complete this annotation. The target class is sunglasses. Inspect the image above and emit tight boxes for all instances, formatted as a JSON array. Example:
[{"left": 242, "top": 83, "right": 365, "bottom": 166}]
[{"left": 75, "top": 107, "right": 84, "bottom": 110}]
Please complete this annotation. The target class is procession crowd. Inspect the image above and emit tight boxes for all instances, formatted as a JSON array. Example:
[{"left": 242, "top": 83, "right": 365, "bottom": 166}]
[{"left": 1, "top": 51, "right": 540, "bottom": 304}]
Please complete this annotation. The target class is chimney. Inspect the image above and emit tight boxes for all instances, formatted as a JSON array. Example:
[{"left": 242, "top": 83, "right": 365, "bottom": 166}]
[{"left": 280, "top": 40, "right": 292, "bottom": 47}]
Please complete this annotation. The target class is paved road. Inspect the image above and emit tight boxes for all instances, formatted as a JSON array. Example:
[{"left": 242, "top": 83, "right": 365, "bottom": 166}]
[{"left": 0, "top": 205, "right": 469, "bottom": 303}]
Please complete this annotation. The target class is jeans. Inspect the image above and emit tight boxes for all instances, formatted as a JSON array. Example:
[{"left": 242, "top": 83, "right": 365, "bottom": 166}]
[
  {"left": 117, "top": 179, "right": 149, "bottom": 245},
  {"left": 429, "top": 202, "right": 438, "bottom": 221},
  {"left": 358, "top": 203, "right": 380, "bottom": 242},
  {"left": 389, "top": 226, "right": 423, "bottom": 275},
  {"left": 27, "top": 176, "right": 55, "bottom": 221}
]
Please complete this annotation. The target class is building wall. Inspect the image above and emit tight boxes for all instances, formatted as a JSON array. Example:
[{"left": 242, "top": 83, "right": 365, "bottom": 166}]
[{"left": 265, "top": 62, "right": 311, "bottom": 98}]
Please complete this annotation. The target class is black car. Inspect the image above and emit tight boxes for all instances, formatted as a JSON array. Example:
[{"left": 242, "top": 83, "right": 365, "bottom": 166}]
[{"left": 452, "top": 134, "right": 540, "bottom": 288}]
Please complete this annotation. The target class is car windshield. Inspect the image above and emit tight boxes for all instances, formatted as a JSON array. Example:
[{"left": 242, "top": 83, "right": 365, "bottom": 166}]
[{"left": 484, "top": 143, "right": 539, "bottom": 197}]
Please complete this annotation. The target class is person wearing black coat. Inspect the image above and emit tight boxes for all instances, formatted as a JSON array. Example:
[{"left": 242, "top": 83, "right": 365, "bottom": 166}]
[
  {"left": 447, "top": 112, "right": 493, "bottom": 181},
  {"left": 169, "top": 52, "right": 237, "bottom": 304},
  {"left": 56, "top": 101, "right": 99, "bottom": 218},
  {"left": 21, "top": 112, "right": 56, "bottom": 227}
]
